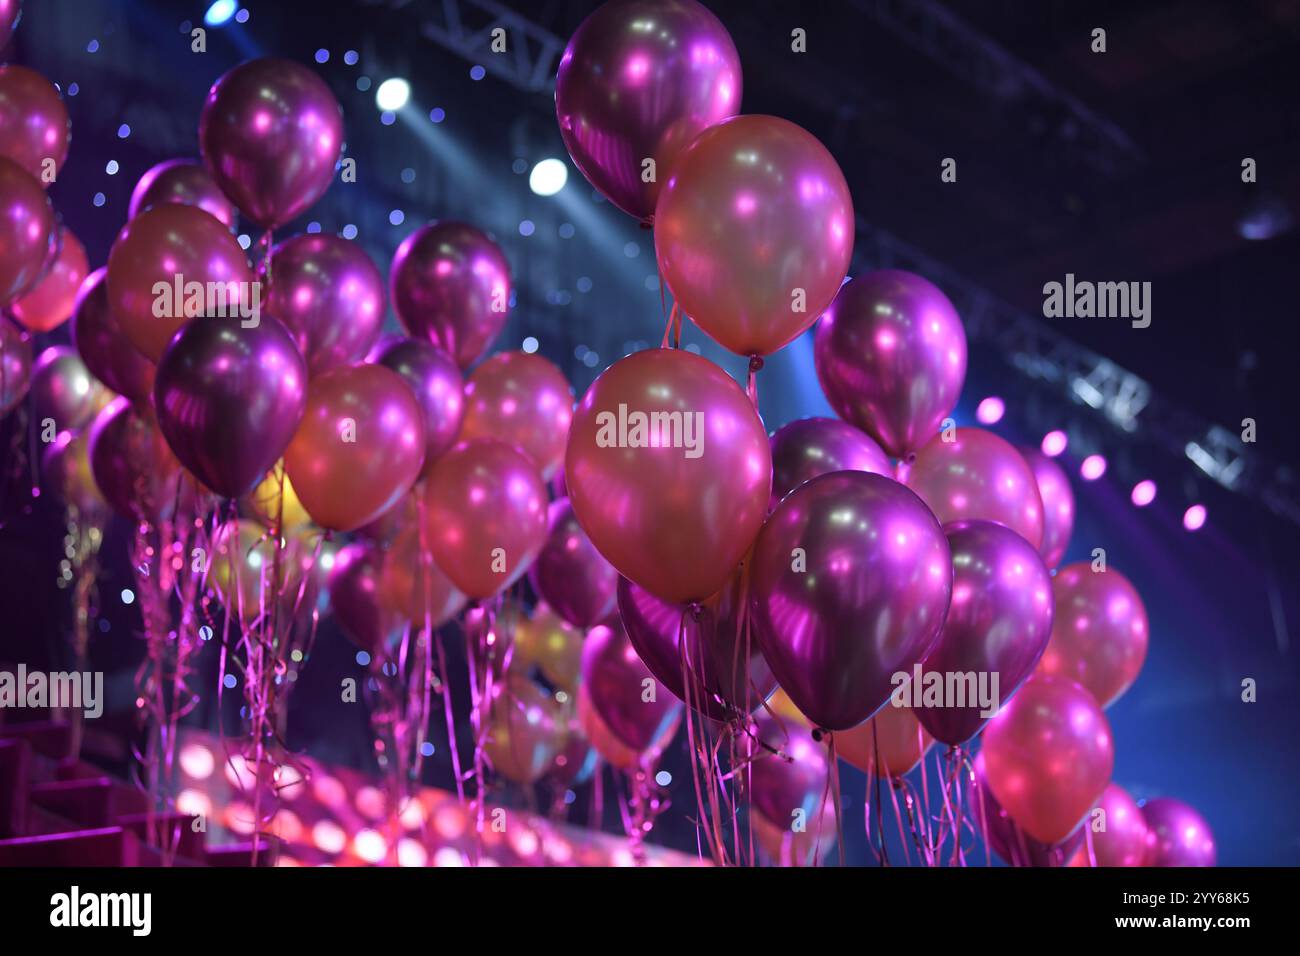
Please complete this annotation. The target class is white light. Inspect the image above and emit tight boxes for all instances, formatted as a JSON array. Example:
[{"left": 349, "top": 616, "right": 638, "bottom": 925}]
[
  {"left": 204, "top": 0, "right": 238, "bottom": 27},
  {"left": 375, "top": 78, "right": 410, "bottom": 112},
  {"left": 521, "top": 336, "right": 539, "bottom": 353},
  {"left": 529, "top": 158, "right": 568, "bottom": 197}
]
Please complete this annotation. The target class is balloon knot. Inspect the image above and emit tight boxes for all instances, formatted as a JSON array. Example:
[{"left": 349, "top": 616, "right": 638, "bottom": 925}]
[
  {"left": 812, "top": 727, "right": 830, "bottom": 742},
  {"left": 639, "top": 215, "right": 655, "bottom": 230},
  {"left": 748, "top": 355, "right": 765, "bottom": 373}
]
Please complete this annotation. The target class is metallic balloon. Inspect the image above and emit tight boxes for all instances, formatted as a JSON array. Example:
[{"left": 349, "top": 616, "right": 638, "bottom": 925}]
[
  {"left": 750, "top": 471, "right": 953, "bottom": 731},
  {"left": 243, "top": 461, "right": 312, "bottom": 533},
  {"left": 579, "top": 618, "right": 683, "bottom": 755},
  {"left": 390, "top": 222, "right": 512, "bottom": 369},
  {"left": 969, "top": 751, "right": 1084, "bottom": 867},
  {"left": 768, "top": 416, "right": 892, "bottom": 509},
  {"left": 373, "top": 337, "right": 464, "bottom": 473},
  {"left": 262, "top": 234, "right": 385, "bottom": 376},
  {"left": 529, "top": 498, "right": 619, "bottom": 629},
  {"left": 42, "top": 428, "right": 107, "bottom": 517},
  {"left": 618, "top": 569, "right": 777, "bottom": 721},
  {"left": 0, "top": 64, "right": 70, "bottom": 183},
  {"left": 547, "top": 711, "right": 599, "bottom": 789},
  {"left": 834, "top": 704, "right": 934, "bottom": 778},
  {"left": 1021, "top": 447, "right": 1074, "bottom": 569},
  {"left": 198, "top": 58, "right": 343, "bottom": 229},
  {"left": 565, "top": 348, "right": 771, "bottom": 604},
  {"left": 87, "top": 396, "right": 187, "bottom": 520},
  {"left": 70, "top": 268, "right": 156, "bottom": 403},
  {"left": 554, "top": 0, "right": 742, "bottom": 221},
  {"left": 814, "top": 270, "right": 967, "bottom": 458},
  {"left": 749, "top": 710, "right": 830, "bottom": 833},
  {"left": 11, "top": 228, "right": 88, "bottom": 333},
  {"left": 905, "top": 427, "right": 1045, "bottom": 549},
  {"left": 1089, "top": 783, "right": 1150, "bottom": 867},
  {"left": 154, "top": 315, "right": 308, "bottom": 499},
  {"left": 208, "top": 518, "right": 306, "bottom": 627},
  {"left": 328, "top": 540, "right": 400, "bottom": 656},
  {"left": 422, "top": 437, "right": 548, "bottom": 599},
  {"left": 484, "top": 675, "right": 564, "bottom": 785},
  {"left": 513, "top": 602, "right": 584, "bottom": 691},
  {"left": 981, "top": 676, "right": 1113, "bottom": 845},
  {"left": 461, "top": 350, "right": 574, "bottom": 480},
  {"left": 655, "top": 115, "right": 854, "bottom": 357},
  {"left": 0, "top": 317, "right": 32, "bottom": 415},
  {"left": 283, "top": 363, "right": 426, "bottom": 532},
  {"left": 752, "top": 800, "right": 838, "bottom": 867},
  {"left": 0, "top": 1, "right": 20, "bottom": 51},
  {"left": 0, "top": 156, "right": 55, "bottom": 307},
  {"left": 28, "top": 345, "right": 105, "bottom": 432},
  {"left": 914, "top": 520, "right": 1054, "bottom": 745},
  {"left": 376, "top": 524, "right": 466, "bottom": 628},
  {"left": 1141, "top": 797, "right": 1216, "bottom": 867},
  {"left": 128, "top": 159, "right": 238, "bottom": 229},
  {"left": 576, "top": 681, "right": 641, "bottom": 770},
  {"left": 106, "top": 203, "right": 255, "bottom": 362},
  {"left": 1034, "top": 562, "right": 1148, "bottom": 708}
]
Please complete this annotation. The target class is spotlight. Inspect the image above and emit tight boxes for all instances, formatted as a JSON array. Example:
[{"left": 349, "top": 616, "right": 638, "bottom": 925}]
[
  {"left": 529, "top": 158, "right": 569, "bottom": 196},
  {"left": 1130, "top": 480, "right": 1157, "bottom": 507},
  {"left": 375, "top": 78, "right": 411, "bottom": 112},
  {"left": 203, "top": 0, "right": 238, "bottom": 27},
  {"left": 1080, "top": 454, "right": 1106, "bottom": 481},
  {"left": 1041, "top": 430, "right": 1068, "bottom": 457},
  {"left": 975, "top": 396, "right": 1005, "bottom": 425},
  {"left": 1183, "top": 504, "right": 1207, "bottom": 531}
]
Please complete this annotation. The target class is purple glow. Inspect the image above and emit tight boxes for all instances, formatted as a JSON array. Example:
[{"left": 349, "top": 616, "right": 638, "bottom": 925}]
[
  {"left": 1131, "top": 480, "right": 1157, "bottom": 507},
  {"left": 1183, "top": 504, "right": 1207, "bottom": 531},
  {"left": 1041, "top": 430, "right": 1068, "bottom": 457},
  {"left": 1080, "top": 454, "right": 1106, "bottom": 481},
  {"left": 976, "top": 396, "right": 1005, "bottom": 425}
]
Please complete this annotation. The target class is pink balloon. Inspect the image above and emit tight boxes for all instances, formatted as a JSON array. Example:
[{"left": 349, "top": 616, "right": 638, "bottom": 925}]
[
  {"left": 373, "top": 338, "right": 465, "bottom": 473},
  {"left": 1141, "top": 797, "right": 1216, "bottom": 867},
  {"left": 815, "top": 270, "right": 967, "bottom": 458},
  {"left": 390, "top": 222, "right": 511, "bottom": 369},
  {"left": 904, "top": 427, "right": 1045, "bottom": 550},
  {"left": 199, "top": 58, "right": 343, "bottom": 229},
  {"left": 750, "top": 471, "right": 953, "bottom": 731},
  {"left": 70, "top": 268, "right": 156, "bottom": 403},
  {"left": 1021, "top": 447, "right": 1074, "bottom": 568},
  {"left": 768, "top": 416, "right": 892, "bottom": 509},
  {"left": 329, "top": 540, "right": 399, "bottom": 656},
  {"left": 11, "top": 228, "right": 88, "bottom": 333},
  {"left": 0, "top": 316, "right": 32, "bottom": 415},
  {"left": 0, "top": 156, "right": 55, "bottom": 307},
  {"left": 87, "top": 396, "right": 190, "bottom": 521},
  {"left": 529, "top": 498, "right": 619, "bottom": 629},
  {"left": 460, "top": 350, "right": 574, "bottom": 481},
  {"left": 969, "top": 752, "right": 1084, "bottom": 867},
  {"left": 0, "top": 64, "right": 70, "bottom": 184},
  {"left": 1089, "top": 783, "right": 1150, "bottom": 867},
  {"left": 579, "top": 618, "right": 682, "bottom": 755},
  {"left": 981, "top": 676, "right": 1114, "bottom": 845},
  {"left": 749, "top": 711, "right": 830, "bottom": 834},
  {"left": 555, "top": 0, "right": 742, "bottom": 221},
  {"left": 129, "top": 159, "right": 238, "bottom": 229}
]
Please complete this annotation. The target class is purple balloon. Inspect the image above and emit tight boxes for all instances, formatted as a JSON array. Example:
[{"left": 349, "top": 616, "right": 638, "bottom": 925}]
[
  {"left": 199, "top": 58, "right": 343, "bottom": 229},
  {"left": 555, "top": 0, "right": 742, "bottom": 222},
  {"left": 390, "top": 222, "right": 511, "bottom": 370},
  {"left": 529, "top": 498, "right": 619, "bottom": 630},
  {"left": 29, "top": 345, "right": 102, "bottom": 431},
  {"left": 969, "top": 752, "right": 1083, "bottom": 867},
  {"left": 1021, "top": 447, "right": 1075, "bottom": 569},
  {"left": 750, "top": 471, "right": 953, "bottom": 731},
  {"left": 1141, "top": 798, "right": 1216, "bottom": 867},
  {"left": 618, "top": 573, "right": 776, "bottom": 721},
  {"left": 70, "top": 268, "right": 156, "bottom": 403},
  {"left": 87, "top": 396, "right": 191, "bottom": 521},
  {"left": 0, "top": 316, "right": 32, "bottom": 415},
  {"left": 769, "top": 416, "right": 892, "bottom": 509},
  {"left": 815, "top": 271, "right": 967, "bottom": 459},
  {"left": 579, "top": 617, "right": 682, "bottom": 754},
  {"left": 263, "top": 234, "right": 385, "bottom": 377},
  {"left": 154, "top": 315, "right": 307, "bottom": 498},
  {"left": 914, "top": 520, "right": 1053, "bottom": 745},
  {"left": 749, "top": 711, "right": 830, "bottom": 833},
  {"left": 129, "top": 159, "right": 237, "bottom": 229},
  {"left": 328, "top": 540, "right": 398, "bottom": 657},
  {"left": 373, "top": 337, "right": 465, "bottom": 472}
]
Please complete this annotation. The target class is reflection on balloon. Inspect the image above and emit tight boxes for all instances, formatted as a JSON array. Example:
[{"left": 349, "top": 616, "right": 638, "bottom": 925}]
[
  {"left": 579, "top": 618, "right": 682, "bottom": 757},
  {"left": 29, "top": 346, "right": 105, "bottom": 431},
  {"left": 1021, "top": 447, "right": 1075, "bottom": 569},
  {"left": 834, "top": 704, "right": 934, "bottom": 778},
  {"left": 1141, "top": 797, "right": 1216, "bottom": 867},
  {"left": 0, "top": 156, "right": 55, "bottom": 308},
  {"left": 11, "top": 229, "right": 89, "bottom": 333},
  {"left": 373, "top": 338, "right": 464, "bottom": 473},
  {"left": 768, "top": 416, "right": 891, "bottom": 509},
  {"left": 0, "top": 64, "right": 70, "bottom": 183},
  {"left": 460, "top": 350, "right": 574, "bottom": 480},
  {"left": 129, "top": 159, "right": 237, "bottom": 228}
]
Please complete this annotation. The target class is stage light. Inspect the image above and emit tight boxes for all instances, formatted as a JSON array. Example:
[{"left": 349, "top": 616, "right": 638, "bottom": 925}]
[
  {"left": 529, "top": 158, "right": 568, "bottom": 196},
  {"left": 1041, "top": 430, "right": 1068, "bottom": 457},
  {"left": 522, "top": 336, "right": 539, "bottom": 353},
  {"left": 976, "top": 396, "right": 1005, "bottom": 425},
  {"left": 1131, "top": 480, "right": 1157, "bottom": 507},
  {"left": 1183, "top": 504, "right": 1207, "bottom": 531},
  {"left": 204, "top": 0, "right": 238, "bottom": 27},
  {"left": 1080, "top": 454, "right": 1106, "bottom": 480},
  {"left": 375, "top": 77, "right": 410, "bottom": 112}
]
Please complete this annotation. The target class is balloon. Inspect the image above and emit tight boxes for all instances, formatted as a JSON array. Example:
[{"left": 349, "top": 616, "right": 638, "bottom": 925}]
[
  {"left": 70, "top": 269, "right": 156, "bottom": 403},
  {"left": 914, "top": 520, "right": 1054, "bottom": 746},
  {"left": 579, "top": 618, "right": 682, "bottom": 756},
  {"left": 814, "top": 271, "right": 967, "bottom": 458},
  {"left": 513, "top": 603, "right": 584, "bottom": 692},
  {"left": 154, "top": 315, "right": 307, "bottom": 498},
  {"left": 750, "top": 471, "right": 953, "bottom": 731},
  {"left": 654, "top": 115, "right": 854, "bottom": 357},
  {"left": 1141, "top": 798, "right": 1216, "bottom": 867},
  {"left": 11, "top": 229, "right": 88, "bottom": 333},
  {"left": 529, "top": 498, "right": 618, "bottom": 629},
  {"left": 768, "top": 416, "right": 891, "bottom": 509},
  {"left": 328, "top": 540, "right": 399, "bottom": 656},
  {"left": 905, "top": 427, "right": 1045, "bottom": 549},
  {"left": 372, "top": 338, "right": 464, "bottom": 472},
  {"left": 969, "top": 752, "right": 1084, "bottom": 867},
  {"left": 106, "top": 203, "right": 255, "bottom": 362},
  {"left": 209, "top": 518, "right": 306, "bottom": 626},
  {"left": 618, "top": 569, "right": 776, "bottom": 721},
  {"left": 244, "top": 461, "right": 312, "bottom": 533},
  {"left": 749, "top": 711, "right": 830, "bottom": 833},
  {"left": 198, "top": 58, "right": 343, "bottom": 229},
  {"left": 484, "top": 675, "right": 564, "bottom": 785},
  {"left": 128, "top": 159, "right": 237, "bottom": 229},
  {"left": 548, "top": 713, "right": 598, "bottom": 789},
  {"left": 834, "top": 705, "right": 933, "bottom": 778},
  {"left": 283, "top": 363, "right": 426, "bottom": 532},
  {"left": 752, "top": 801, "right": 837, "bottom": 867},
  {"left": 0, "top": 64, "right": 70, "bottom": 183},
  {"left": 576, "top": 683, "right": 640, "bottom": 770},
  {"left": 554, "top": 0, "right": 742, "bottom": 221},
  {"left": 42, "top": 429, "right": 107, "bottom": 517},
  {"left": 0, "top": 1, "right": 19, "bottom": 50},
  {"left": 461, "top": 351, "right": 574, "bottom": 480},
  {"left": 1021, "top": 448, "right": 1074, "bottom": 568},
  {"left": 376, "top": 524, "right": 466, "bottom": 628},
  {"left": 354, "top": 488, "right": 416, "bottom": 547},
  {"left": 28, "top": 345, "right": 105, "bottom": 431},
  {"left": 981, "top": 676, "right": 1113, "bottom": 845},
  {"left": 390, "top": 222, "right": 511, "bottom": 369},
  {"left": 1088, "top": 783, "right": 1150, "bottom": 867},
  {"left": 0, "top": 317, "right": 32, "bottom": 415},
  {"left": 422, "top": 438, "right": 548, "bottom": 599},
  {"left": 87, "top": 396, "right": 187, "bottom": 520},
  {"left": 565, "top": 348, "right": 771, "bottom": 604},
  {"left": 1034, "top": 563, "right": 1148, "bottom": 708},
  {"left": 0, "top": 156, "right": 55, "bottom": 307},
  {"left": 262, "top": 234, "right": 384, "bottom": 376}
]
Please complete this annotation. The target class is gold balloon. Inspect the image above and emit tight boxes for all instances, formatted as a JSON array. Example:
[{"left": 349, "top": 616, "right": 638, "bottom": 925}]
[
  {"left": 513, "top": 603, "right": 583, "bottom": 691},
  {"left": 376, "top": 525, "right": 466, "bottom": 628},
  {"left": 244, "top": 460, "right": 312, "bottom": 532},
  {"left": 483, "top": 675, "right": 565, "bottom": 785},
  {"left": 209, "top": 518, "right": 304, "bottom": 625},
  {"left": 833, "top": 705, "right": 934, "bottom": 778}
]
